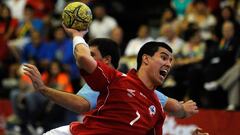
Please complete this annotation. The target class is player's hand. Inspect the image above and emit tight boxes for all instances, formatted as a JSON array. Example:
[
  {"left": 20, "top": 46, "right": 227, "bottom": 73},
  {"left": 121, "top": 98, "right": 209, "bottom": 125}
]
[
  {"left": 192, "top": 128, "right": 209, "bottom": 135},
  {"left": 22, "top": 63, "right": 46, "bottom": 93},
  {"left": 62, "top": 23, "right": 88, "bottom": 38},
  {"left": 182, "top": 100, "right": 199, "bottom": 118}
]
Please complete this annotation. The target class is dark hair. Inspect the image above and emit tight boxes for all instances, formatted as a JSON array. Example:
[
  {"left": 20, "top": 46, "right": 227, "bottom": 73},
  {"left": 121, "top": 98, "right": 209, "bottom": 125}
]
[
  {"left": 24, "top": 4, "right": 34, "bottom": 11},
  {"left": 88, "top": 38, "right": 120, "bottom": 69},
  {"left": 193, "top": 0, "right": 207, "bottom": 5},
  {"left": 136, "top": 41, "right": 172, "bottom": 70},
  {"left": 221, "top": 6, "right": 236, "bottom": 21},
  {"left": 0, "top": 4, "right": 12, "bottom": 33},
  {"left": 162, "top": 7, "right": 177, "bottom": 22},
  {"left": 183, "top": 23, "right": 200, "bottom": 41}
]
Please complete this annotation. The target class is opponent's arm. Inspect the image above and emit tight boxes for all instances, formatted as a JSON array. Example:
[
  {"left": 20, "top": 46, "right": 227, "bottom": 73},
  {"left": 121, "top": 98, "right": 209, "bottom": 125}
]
[
  {"left": 164, "top": 98, "right": 198, "bottom": 118},
  {"left": 23, "top": 64, "right": 90, "bottom": 114},
  {"left": 40, "top": 86, "right": 90, "bottom": 113}
]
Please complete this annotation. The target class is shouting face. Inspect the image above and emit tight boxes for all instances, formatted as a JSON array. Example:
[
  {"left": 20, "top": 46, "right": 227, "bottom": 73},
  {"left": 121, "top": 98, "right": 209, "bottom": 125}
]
[{"left": 145, "top": 47, "right": 173, "bottom": 86}]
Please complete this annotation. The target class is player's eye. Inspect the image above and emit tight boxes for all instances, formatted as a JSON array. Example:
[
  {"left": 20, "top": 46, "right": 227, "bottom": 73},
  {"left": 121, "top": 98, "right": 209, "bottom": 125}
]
[
  {"left": 160, "top": 55, "right": 167, "bottom": 61},
  {"left": 90, "top": 52, "right": 95, "bottom": 57}
]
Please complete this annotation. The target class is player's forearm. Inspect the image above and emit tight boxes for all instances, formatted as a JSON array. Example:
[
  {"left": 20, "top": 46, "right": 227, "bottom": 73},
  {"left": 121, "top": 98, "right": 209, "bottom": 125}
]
[
  {"left": 73, "top": 36, "right": 97, "bottom": 74},
  {"left": 169, "top": 103, "right": 186, "bottom": 118},
  {"left": 164, "top": 98, "right": 186, "bottom": 118},
  {"left": 40, "top": 86, "right": 90, "bottom": 113}
]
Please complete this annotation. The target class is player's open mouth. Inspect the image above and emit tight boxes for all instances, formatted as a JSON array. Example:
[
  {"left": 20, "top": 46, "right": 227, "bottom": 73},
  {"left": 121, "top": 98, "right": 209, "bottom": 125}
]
[{"left": 159, "top": 69, "right": 168, "bottom": 78}]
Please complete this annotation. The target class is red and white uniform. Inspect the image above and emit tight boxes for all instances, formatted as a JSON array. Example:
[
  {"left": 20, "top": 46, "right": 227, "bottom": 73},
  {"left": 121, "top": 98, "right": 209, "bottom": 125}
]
[{"left": 70, "top": 61, "right": 166, "bottom": 135}]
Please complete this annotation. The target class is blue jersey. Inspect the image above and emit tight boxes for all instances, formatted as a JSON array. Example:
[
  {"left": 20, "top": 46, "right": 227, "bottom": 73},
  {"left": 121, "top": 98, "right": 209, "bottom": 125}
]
[{"left": 77, "top": 84, "right": 168, "bottom": 109}]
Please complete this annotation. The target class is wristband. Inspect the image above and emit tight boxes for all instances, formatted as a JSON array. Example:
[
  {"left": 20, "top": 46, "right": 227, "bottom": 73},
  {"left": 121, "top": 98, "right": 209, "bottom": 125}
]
[{"left": 73, "top": 36, "right": 88, "bottom": 53}]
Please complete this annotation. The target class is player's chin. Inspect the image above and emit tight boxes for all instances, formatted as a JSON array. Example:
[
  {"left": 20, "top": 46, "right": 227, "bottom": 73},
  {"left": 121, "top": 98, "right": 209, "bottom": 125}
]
[
  {"left": 155, "top": 78, "right": 164, "bottom": 86},
  {"left": 159, "top": 76, "right": 165, "bottom": 83}
]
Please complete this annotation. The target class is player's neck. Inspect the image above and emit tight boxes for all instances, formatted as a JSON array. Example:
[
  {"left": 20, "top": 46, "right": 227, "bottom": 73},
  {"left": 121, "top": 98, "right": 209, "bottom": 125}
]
[{"left": 137, "top": 68, "right": 155, "bottom": 90}]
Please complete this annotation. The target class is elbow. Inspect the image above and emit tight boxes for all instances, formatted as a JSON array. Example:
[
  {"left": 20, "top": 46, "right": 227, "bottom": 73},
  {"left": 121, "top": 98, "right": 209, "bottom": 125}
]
[
  {"left": 75, "top": 97, "right": 91, "bottom": 114},
  {"left": 75, "top": 105, "right": 88, "bottom": 114}
]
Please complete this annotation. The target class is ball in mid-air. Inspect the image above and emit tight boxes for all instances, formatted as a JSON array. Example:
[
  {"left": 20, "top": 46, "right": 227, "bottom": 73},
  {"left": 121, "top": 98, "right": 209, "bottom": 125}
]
[{"left": 62, "top": 2, "right": 92, "bottom": 31}]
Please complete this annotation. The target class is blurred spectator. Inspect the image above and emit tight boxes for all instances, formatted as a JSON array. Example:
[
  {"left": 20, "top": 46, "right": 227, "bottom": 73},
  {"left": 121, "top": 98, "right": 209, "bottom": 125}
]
[
  {"left": 165, "top": 26, "right": 206, "bottom": 104},
  {"left": 0, "top": 4, "right": 18, "bottom": 63},
  {"left": 110, "top": 26, "right": 126, "bottom": 55},
  {"left": 26, "top": 0, "right": 55, "bottom": 19},
  {"left": 9, "top": 60, "right": 74, "bottom": 134},
  {"left": 156, "top": 23, "right": 184, "bottom": 58},
  {"left": 54, "top": 0, "right": 67, "bottom": 16},
  {"left": 42, "top": 60, "right": 73, "bottom": 93},
  {"left": 0, "top": 63, "right": 19, "bottom": 98},
  {"left": 214, "top": 5, "right": 240, "bottom": 40},
  {"left": 4, "top": 0, "right": 27, "bottom": 21},
  {"left": 203, "top": 21, "right": 240, "bottom": 82},
  {"left": 159, "top": 7, "right": 182, "bottom": 36},
  {"left": 21, "top": 30, "right": 51, "bottom": 71},
  {"left": 178, "top": 26, "right": 206, "bottom": 104},
  {"left": 185, "top": 0, "right": 216, "bottom": 40},
  {"left": 89, "top": 4, "right": 118, "bottom": 39},
  {"left": 176, "top": 25, "right": 205, "bottom": 66},
  {"left": 160, "top": 7, "right": 178, "bottom": 25},
  {"left": 109, "top": 26, "right": 129, "bottom": 73},
  {"left": 202, "top": 21, "right": 240, "bottom": 108},
  {"left": 0, "top": 32, "right": 10, "bottom": 63},
  {"left": 1, "top": 63, "right": 19, "bottom": 91},
  {"left": 124, "top": 24, "right": 153, "bottom": 57},
  {"left": 42, "top": 13, "right": 55, "bottom": 42},
  {"left": 16, "top": 4, "right": 44, "bottom": 38},
  {"left": 39, "top": 60, "right": 75, "bottom": 131},
  {"left": 8, "top": 4, "right": 44, "bottom": 61},
  {"left": 171, "top": 0, "right": 193, "bottom": 18},
  {"left": 48, "top": 26, "right": 81, "bottom": 93},
  {"left": 0, "top": 4, "right": 18, "bottom": 40},
  {"left": 204, "top": 58, "right": 240, "bottom": 111},
  {"left": 9, "top": 59, "right": 41, "bottom": 135},
  {"left": 206, "top": 0, "right": 220, "bottom": 13}
]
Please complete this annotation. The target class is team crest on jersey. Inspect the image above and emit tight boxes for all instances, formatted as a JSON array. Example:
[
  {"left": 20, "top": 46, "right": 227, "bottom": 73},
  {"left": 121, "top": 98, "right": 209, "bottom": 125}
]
[{"left": 149, "top": 105, "right": 156, "bottom": 116}]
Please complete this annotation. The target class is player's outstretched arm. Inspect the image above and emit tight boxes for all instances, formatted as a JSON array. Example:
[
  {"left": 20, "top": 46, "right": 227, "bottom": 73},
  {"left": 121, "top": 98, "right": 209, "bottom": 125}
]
[
  {"left": 164, "top": 98, "right": 199, "bottom": 118},
  {"left": 62, "top": 24, "right": 97, "bottom": 74},
  {"left": 23, "top": 63, "right": 90, "bottom": 113}
]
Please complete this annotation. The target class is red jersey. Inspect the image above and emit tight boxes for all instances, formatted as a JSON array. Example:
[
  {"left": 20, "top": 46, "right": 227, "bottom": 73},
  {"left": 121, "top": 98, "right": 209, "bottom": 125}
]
[{"left": 70, "top": 61, "right": 166, "bottom": 135}]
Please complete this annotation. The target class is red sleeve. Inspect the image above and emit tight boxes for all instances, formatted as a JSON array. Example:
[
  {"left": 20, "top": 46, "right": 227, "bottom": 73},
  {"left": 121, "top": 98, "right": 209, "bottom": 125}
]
[
  {"left": 80, "top": 61, "right": 118, "bottom": 92},
  {"left": 154, "top": 123, "right": 163, "bottom": 135},
  {"left": 146, "top": 121, "right": 163, "bottom": 135}
]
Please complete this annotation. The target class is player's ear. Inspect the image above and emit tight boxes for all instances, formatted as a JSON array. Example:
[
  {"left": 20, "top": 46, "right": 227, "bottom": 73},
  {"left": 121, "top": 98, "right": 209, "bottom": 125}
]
[
  {"left": 103, "top": 55, "right": 112, "bottom": 65},
  {"left": 142, "top": 54, "right": 149, "bottom": 66}
]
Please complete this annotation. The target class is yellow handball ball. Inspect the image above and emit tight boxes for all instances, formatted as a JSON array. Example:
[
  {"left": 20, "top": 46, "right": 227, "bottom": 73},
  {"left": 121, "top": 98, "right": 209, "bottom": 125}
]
[{"left": 62, "top": 2, "right": 92, "bottom": 31}]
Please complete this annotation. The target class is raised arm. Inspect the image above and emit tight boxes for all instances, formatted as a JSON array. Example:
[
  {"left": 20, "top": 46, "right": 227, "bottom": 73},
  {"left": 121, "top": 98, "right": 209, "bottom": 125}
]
[
  {"left": 62, "top": 24, "right": 96, "bottom": 74},
  {"left": 23, "top": 64, "right": 90, "bottom": 113},
  {"left": 164, "top": 98, "right": 198, "bottom": 118}
]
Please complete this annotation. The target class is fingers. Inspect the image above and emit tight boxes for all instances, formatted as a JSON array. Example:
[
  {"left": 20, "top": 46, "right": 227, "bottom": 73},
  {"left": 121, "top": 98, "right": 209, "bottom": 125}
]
[
  {"left": 62, "top": 22, "right": 88, "bottom": 37},
  {"left": 22, "top": 64, "right": 41, "bottom": 81},
  {"left": 183, "top": 100, "right": 199, "bottom": 117},
  {"left": 179, "top": 101, "right": 184, "bottom": 104},
  {"left": 22, "top": 64, "right": 37, "bottom": 74},
  {"left": 23, "top": 63, "right": 39, "bottom": 73},
  {"left": 23, "top": 69, "right": 32, "bottom": 78},
  {"left": 192, "top": 128, "right": 209, "bottom": 135}
]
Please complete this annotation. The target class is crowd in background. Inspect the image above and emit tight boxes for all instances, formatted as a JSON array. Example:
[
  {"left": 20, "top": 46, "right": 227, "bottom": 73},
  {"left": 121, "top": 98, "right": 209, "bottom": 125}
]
[{"left": 0, "top": 0, "right": 240, "bottom": 134}]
